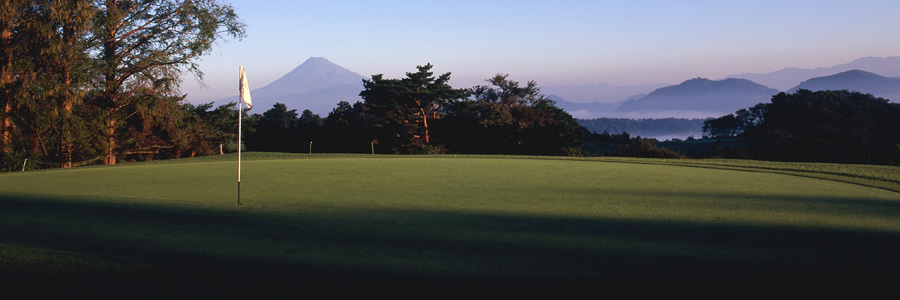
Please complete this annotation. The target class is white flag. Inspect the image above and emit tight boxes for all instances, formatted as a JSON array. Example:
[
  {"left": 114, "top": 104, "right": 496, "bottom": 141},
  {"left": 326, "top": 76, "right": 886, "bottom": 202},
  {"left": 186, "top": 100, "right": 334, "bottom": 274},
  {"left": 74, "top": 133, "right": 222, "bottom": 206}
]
[{"left": 239, "top": 66, "right": 252, "bottom": 110}]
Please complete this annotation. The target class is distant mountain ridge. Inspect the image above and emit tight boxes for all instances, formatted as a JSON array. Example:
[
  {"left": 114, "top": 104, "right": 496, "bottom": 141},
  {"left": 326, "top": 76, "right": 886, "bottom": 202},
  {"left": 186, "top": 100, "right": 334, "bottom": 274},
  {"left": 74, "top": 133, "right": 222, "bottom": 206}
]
[
  {"left": 219, "top": 57, "right": 366, "bottom": 115},
  {"left": 219, "top": 56, "right": 899, "bottom": 119},
  {"left": 614, "top": 78, "right": 779, "bottom": 116},
  {"left": 728, "top": 56, "right": 900, "bottom": 91},
  {"left": 547, "top": 56, "right": 900, "bottom": 118},
  {"left": 542, "top": 83, "right": 666, "bottom": 104},
  {"left": 789, "top": 70, "right": 900, "bottom": 101}
]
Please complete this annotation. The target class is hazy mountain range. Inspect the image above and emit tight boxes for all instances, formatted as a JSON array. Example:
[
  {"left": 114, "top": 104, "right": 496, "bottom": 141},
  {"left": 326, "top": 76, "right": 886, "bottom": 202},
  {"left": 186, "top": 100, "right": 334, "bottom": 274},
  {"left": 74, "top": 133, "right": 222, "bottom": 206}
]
[
  {"left": 789, "top": 69, "right": 900, "bottom": 101},
  {"left": 555, "top": 56, "right": 900, "bottom": 119},
  {"left": 218, "top": 56, "right": 900, "bottom": 124},
  {"left": 728, "top": 56, "right": 900, "bottom": 91}
]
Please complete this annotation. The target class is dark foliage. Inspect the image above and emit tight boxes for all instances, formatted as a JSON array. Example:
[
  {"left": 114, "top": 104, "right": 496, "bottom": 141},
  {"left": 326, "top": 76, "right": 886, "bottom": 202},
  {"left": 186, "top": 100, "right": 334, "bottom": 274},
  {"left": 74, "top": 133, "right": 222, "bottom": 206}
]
[
  {"left": 321, "top": 101, "right": 375, "bottom": 153},
  {"left": 579, "top": 118, "right": 706, "bottom": 138},
  {"left": 244, "top": 103, "right": 326, "bottom": 153},
  {"left": 702, "top": 90, "right": 900, "bottom": 165},
  {"left": 702, "top": 103, "right": 767, "bottom": 138},
  {"left": 613, "top": 139, "right": 686, "bottom": 159},
  {"left": 748, "top": 90, "right": 900, "bottom": 164},
  {"left": 437, "top": 74, "right": 588, "bottom": 156},
  {"left": 242, "top": 72, "right": 589, "bottom": 156},
  {"left": 358, "top": 64, "right": 469, "bottom": 154},
  {"left": 583, "top": 131, "right": 684, "bottom": 158}
]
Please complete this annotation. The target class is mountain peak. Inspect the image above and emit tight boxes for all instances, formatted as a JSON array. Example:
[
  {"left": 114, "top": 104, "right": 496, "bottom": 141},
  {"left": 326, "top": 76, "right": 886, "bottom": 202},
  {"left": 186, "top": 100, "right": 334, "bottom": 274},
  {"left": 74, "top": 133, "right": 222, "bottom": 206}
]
[
  {"left": 218, "top": 57, "right": 367, "bottom": 115},
  {"left": 789, "top": 69, "right": 900, "bottom": 101},
  {"left": 615, "top": 77, "right": 778, "bottom": 115},
  {"left": 305, "top": 56, "right": 329, "bottom": 62},
  {"left": 298, "top": 57, "right": 336, "bottom": 68},
  {"left": 827, "top": 69, "right": 883, "bottom": 78},
  {"left": 253, "top": 57, "right": 366, "bottom": 98}
]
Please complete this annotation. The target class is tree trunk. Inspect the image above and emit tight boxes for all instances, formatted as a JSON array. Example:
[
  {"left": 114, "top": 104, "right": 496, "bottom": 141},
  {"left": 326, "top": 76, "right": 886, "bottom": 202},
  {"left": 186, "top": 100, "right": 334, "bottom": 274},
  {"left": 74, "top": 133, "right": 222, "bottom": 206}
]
[
  {"left": 102, "top": 15, "right": 118, "bottom": 165},
  {"left": 1, "top": 27, "right": 11, "bottom": 155},
  {"left": 60, "top": 21, "right": 78, "bottom": 169},
  {"left": 420, "top": 107, "right": 429, "bottom": 144},
  {"left": 61, "top": 54, "right": 73, "bottom": 168},
  {"left": 1, "top": 101, "right": 9, "bottom": 155},
  {"left": 105, "top": 111, "right": 116, "bottom": 165},
  {"left": 61, "top": 102, "right": 73, "bottom": 168}
]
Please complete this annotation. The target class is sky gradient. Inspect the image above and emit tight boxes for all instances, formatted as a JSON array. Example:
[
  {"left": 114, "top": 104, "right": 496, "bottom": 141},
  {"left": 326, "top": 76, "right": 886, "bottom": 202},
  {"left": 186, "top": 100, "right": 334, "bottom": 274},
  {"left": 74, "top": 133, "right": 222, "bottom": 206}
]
[{"left": 182, "top": 0, "right": 900, "bottom": 104}]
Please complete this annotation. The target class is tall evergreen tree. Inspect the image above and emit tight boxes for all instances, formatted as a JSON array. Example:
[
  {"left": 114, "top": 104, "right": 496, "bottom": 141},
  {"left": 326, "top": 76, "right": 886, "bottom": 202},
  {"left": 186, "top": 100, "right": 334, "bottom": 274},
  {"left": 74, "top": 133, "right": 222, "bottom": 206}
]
[
  {"left": 24, "top": 0, "right": 95, "bottom": 168},
  {"left": 1, "top": 1, "right": 96, "bottom": 169},
  {"left": 0, "top": 1, "right": 245, "bottom": 170},
  {"left": 441, "top": 74, "right": 586, "bottom": 155},
  {"left": 0, "top": 0, "right": 27, "bottom": 157},
  {"left": 360, "top": 64, "right": 467, "bottom": 153},
  {"left": 91, "top": 0, "right": 244, "bottom": 164}
]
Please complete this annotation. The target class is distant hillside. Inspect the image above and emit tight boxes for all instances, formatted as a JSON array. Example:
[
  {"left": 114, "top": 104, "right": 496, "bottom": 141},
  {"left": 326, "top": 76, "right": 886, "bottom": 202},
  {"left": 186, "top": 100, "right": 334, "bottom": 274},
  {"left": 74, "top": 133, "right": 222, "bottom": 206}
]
[
  {"left": 789, "top": 70, "right": 900, "bottom": 101},
  {"left": 578, "top": 118, "right": 707, "bottom": 140},
  {"left": 614, "top": 78, "right": 778, "bottom": 116},
  {"left": 549, "top": 95, "right": 623, "bottom": 119},
  {"left": 219, "top": 57, "right": 366, "bottom": 115},
  {"left": 728, "top": 56, "right": 900, "bottom": 91},
  {"left": 542, "top": 83, "right": 664, "bottom": 103}
]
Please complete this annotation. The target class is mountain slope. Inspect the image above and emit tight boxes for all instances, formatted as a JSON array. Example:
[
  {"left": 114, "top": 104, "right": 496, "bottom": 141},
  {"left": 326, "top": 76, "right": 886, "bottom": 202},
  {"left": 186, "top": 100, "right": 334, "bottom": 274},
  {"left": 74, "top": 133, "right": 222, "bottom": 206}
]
[
  {"left": 789, "top": 70, "right": 900, "bottom": 101},
  {"left": 220, "top": 57, "right": 367, "bottom": 115},
  {"left": 542, "top": 83, "right": 665, "bottom": 103},
  {"left": 548, "top": 95, "right": 625, "bottom": 119},
  {"left": 728, "top": 56, "right": 900, "bottom": 91},
  {"left": 614, "top": 78, "right": 778, "bottom": 116}
]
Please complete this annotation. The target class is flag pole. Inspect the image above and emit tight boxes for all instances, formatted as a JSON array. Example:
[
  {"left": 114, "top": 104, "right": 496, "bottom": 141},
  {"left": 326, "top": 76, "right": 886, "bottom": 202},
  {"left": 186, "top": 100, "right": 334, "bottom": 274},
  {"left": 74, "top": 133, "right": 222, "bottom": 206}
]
[
  {"left": 238, "top": 90, "right": 242, "bottom": 206},
  {"left": 237, "top": 66, "right": 244, "bottom": 206},
  {"left": 238, "top": 66, "right": 252, "bottom": 206}
]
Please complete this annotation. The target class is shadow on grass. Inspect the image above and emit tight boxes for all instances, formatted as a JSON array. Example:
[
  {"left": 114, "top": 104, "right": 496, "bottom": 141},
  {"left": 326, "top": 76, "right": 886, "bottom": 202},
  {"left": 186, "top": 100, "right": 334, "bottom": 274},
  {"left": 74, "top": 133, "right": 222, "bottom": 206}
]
[
  {"left": 551, "top": 185, "right": 900, "bottom": 219},
  {"left": 2, "top": 193, "right": 899, "bottom": 299}
]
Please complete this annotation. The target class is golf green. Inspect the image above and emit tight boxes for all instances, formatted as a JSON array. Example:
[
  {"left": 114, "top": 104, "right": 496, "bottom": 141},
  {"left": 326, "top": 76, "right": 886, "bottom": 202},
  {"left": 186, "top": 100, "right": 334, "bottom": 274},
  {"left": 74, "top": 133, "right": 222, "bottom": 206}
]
[{"left": 2, "top": 155, "right": 899, "bottom": 298}]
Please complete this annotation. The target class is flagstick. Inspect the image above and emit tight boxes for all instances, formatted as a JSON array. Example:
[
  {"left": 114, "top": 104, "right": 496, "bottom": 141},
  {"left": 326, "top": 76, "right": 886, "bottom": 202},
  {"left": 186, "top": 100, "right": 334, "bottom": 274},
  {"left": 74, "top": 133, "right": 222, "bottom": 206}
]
[
  {"left": 238, "top": 94, "right": 243, "bottom": 205},
  {"left": 238, "top": 66, "right": 244, "bottom": 205},
  {"left": 237, "top": 65, "right": 252, "bottom": 206}
]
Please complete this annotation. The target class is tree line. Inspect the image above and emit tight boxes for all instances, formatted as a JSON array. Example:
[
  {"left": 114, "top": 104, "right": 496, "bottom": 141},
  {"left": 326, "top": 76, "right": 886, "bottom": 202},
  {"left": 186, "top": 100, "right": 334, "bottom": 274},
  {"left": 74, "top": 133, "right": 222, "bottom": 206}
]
[
  {"left": 577, "top": 118, "right": 705, "bottom": 140},
  {"left": 1, "top": 0, "right": 244, "bottom": 171},
  {"left": 244, "top": 65, "right": 588, "bottom": 157},
  {"left": 1, "top": 7, "right": 588, "bottom": 172},
  {"left": 702, "top": 89, "right": 900, "bottom": 165}
]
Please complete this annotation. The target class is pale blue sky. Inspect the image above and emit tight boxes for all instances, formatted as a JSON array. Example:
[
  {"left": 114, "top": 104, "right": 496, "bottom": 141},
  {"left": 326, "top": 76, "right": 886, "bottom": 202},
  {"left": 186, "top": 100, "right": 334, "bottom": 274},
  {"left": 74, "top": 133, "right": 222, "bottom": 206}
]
[{"left": 183, "top": 0, "right": 900, "bottom": 103}]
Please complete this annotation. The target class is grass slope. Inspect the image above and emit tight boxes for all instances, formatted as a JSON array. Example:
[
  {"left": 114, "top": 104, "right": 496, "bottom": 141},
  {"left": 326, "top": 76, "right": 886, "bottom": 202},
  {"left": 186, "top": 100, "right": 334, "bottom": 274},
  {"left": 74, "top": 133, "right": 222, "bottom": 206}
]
[{"left": 2, "top": 154, "right": 899, "bottom": 298}]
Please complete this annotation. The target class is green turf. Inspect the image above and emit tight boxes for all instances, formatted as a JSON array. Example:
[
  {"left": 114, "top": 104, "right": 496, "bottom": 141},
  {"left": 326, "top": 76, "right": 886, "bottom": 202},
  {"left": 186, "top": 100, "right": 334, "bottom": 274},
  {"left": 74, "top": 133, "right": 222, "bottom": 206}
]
[{"left": 2, "top": 154, "right": 899, "bottom": 297}]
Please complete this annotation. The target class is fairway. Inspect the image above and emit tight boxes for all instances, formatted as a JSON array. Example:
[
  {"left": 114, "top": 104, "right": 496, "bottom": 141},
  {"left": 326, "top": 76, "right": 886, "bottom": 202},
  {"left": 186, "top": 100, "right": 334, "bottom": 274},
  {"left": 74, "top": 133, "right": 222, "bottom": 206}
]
[{"left": 2, "top": 154, "right": 900, "bottom": 298}]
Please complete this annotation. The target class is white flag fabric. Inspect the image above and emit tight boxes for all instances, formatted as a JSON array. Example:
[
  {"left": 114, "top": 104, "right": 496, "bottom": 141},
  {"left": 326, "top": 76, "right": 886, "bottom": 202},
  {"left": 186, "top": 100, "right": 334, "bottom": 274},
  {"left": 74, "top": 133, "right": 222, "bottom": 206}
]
[{"left": 239, "top": 66, "right": 252, "bottom": 110}]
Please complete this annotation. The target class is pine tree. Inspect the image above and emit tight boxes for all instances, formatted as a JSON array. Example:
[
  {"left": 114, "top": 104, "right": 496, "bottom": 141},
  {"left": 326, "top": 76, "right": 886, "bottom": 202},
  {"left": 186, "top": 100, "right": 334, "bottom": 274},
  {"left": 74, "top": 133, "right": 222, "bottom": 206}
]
[
  {"left": 0, "top": 0, "right": 26, "bottom": 158},
  {"left": 92, "top": 0, "right": 244, "bottom": 164},
  {"left": 360, "top": 64, "right": 468, "bottom": 153},
  {"left": 23, "top": 0, "right": 95, "bottom": 168}
]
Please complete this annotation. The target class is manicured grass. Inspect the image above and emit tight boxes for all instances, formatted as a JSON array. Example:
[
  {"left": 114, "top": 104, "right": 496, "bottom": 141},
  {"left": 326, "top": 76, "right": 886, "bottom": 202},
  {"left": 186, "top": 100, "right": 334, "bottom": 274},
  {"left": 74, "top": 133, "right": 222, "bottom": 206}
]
[
  {"left": 588, "top": 156, "right": 900, "bottom": 193},
  {"left": 2, "top": 154, "right": 899, "bottom": 298}
]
